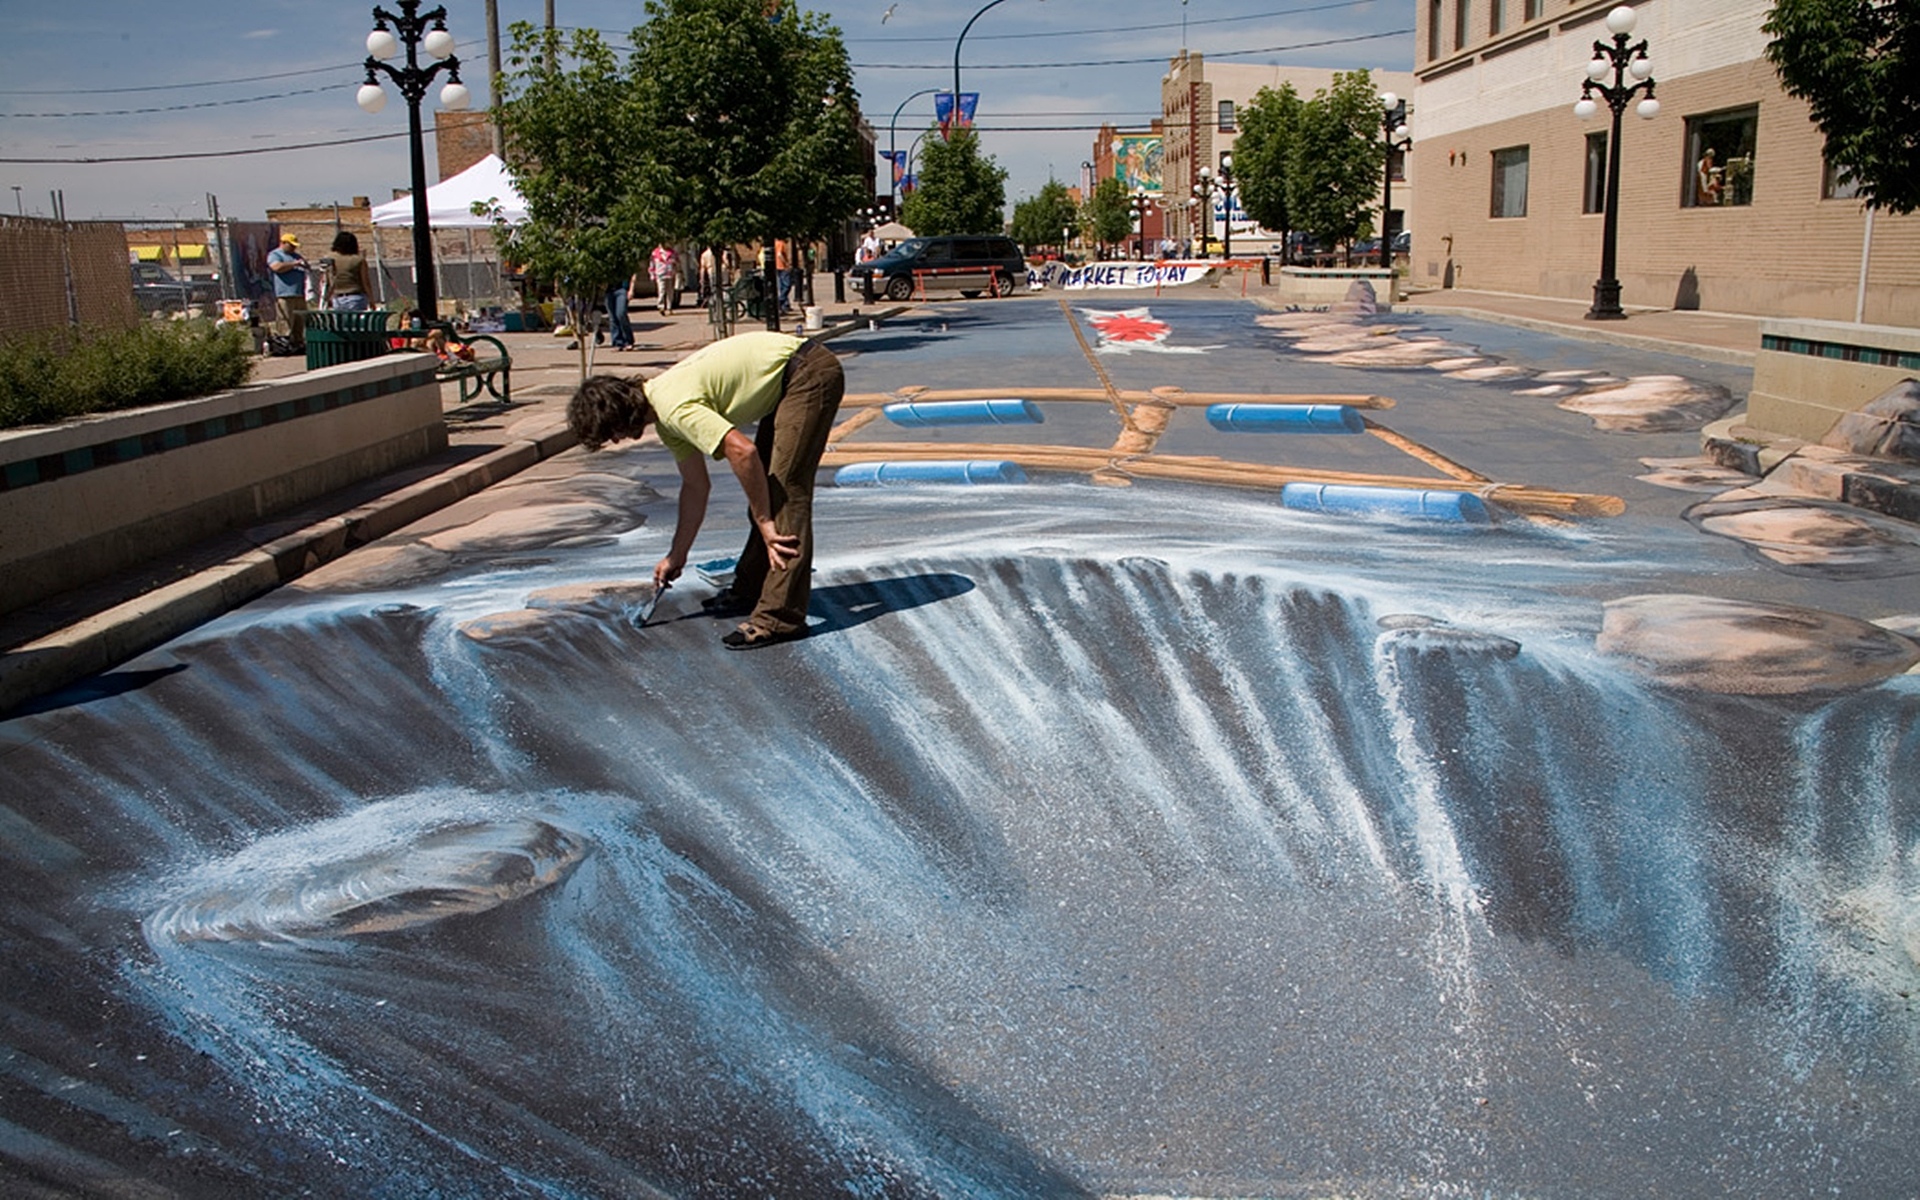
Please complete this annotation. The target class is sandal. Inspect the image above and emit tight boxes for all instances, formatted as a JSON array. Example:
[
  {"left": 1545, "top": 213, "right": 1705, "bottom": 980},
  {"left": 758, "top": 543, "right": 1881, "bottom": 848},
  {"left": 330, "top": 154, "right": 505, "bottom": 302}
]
[{"left": 721, "top": 623, "right": 804, "bottom": 651}]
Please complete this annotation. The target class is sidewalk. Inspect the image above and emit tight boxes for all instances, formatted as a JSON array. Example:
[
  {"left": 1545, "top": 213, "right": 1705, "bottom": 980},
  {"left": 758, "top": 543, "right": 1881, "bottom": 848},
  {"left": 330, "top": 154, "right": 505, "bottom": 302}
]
[
  {"left": 0, "top": 280, "right": 892, "bottom": 713},
  {"left": 1396, "top": 285, "right": 1761, "bottom": 366}
]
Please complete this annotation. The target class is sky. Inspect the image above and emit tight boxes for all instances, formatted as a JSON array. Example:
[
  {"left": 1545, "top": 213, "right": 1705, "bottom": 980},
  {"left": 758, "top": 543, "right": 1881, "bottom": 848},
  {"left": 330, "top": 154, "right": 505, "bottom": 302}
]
[{"left": 0, "top": 0, "right": 1413, "bottom": 225}]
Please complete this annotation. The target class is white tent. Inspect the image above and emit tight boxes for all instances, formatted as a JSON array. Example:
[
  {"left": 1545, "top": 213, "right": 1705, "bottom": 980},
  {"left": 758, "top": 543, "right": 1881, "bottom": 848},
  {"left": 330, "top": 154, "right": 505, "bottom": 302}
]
[{"left": 370, "top": 153, "right": 527, "bottom": 228}]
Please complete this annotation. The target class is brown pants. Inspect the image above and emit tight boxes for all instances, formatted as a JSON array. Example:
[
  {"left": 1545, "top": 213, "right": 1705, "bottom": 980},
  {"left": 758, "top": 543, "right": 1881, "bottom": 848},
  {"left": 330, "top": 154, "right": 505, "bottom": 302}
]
[
  {"left": 276, "top": 295, "right": 309, "bottom": 349},
  {"left": 730, "top": 340, "right": 844, "bottom": 636}
]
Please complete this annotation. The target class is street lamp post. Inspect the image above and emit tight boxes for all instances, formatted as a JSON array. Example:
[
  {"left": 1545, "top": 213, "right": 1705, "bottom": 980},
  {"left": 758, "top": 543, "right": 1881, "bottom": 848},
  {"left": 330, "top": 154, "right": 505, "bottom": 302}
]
[
  {"left": 357, "top": 0, "right": 470, "bottom": 324},
  {"left": 1217, "top": 155, "right": 1238, "bottom": 260},
  {"left": 1190, "top": 166, "right": 1217, "bottom": 257},
  {"left": 888, "top": 88, "right": 941, "bottom": 207},
  {"left": 1128, "top": 190, "right": 1154, "bottom": 258},
  {"left": 952, "top": 0, "right": 1037, "bottom": 139},
  {"left": 1378, "top": 93, "right": 1412, "bottom": 271},
  {"left": 1574, "top": 4, "right": 1659, "bottom": 321}
]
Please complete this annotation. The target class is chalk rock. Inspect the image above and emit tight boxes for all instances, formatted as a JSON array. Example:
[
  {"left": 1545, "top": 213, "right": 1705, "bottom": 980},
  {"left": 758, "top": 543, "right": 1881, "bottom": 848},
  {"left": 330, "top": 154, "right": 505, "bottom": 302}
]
[
  {"left": 1597, "top": 593, "right": 1920, "bottom": 694},
  {"left": 1336, "top": 279, "right": 1379, "bottom": 315},
  {"left": 1820, "top": 378, "right": 1920, "bottom": 463},
  {"left": 1687, "top": 494, "right": 1920, "bottom": 578},
  {"left": 1558, "top": 375, "right": 1736, "bottom": 433}
]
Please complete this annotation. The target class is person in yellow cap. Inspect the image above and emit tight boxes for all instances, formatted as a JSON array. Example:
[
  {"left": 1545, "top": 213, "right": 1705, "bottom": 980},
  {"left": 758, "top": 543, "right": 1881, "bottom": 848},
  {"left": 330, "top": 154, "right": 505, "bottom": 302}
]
[{"left": 266, "top": 232, "right": 309, "bottom": 351}]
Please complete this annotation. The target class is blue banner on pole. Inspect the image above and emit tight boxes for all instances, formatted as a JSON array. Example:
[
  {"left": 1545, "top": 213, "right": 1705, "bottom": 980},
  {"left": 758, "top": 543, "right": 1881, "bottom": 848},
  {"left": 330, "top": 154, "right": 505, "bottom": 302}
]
[
  {"left": 934, "top": 92, "right": 978, "bottom": 138},
  {"left": 882, "top": 150, "right": 907, "bottom": 186}
]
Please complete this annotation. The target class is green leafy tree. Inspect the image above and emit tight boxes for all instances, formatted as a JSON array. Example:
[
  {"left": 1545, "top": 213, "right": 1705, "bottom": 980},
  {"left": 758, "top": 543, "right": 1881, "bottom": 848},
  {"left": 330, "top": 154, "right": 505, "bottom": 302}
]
[
  {"left": 1009, "top": 178, "right": 1079, "bottom": 251},
  {"left": 1234, "top": 82, "right": 1304, "bottom": 260},
  {"left": 1286, "top": 71, "right": 1383, "bottom": 260},
  {"left": 1763, "top": 0, "right": 1920, "bottom": 214},
  {"left": 1084, "top": 176, "right": 1134, "bottom": 254},
  {"left": 490, "top": 24, "right": 653, "bottom": 370},
  {"left": 627, "top": 0, "right": 866, "bottom": 290},
  {"left": 900, "top": 128, "right": 1008, "bottom": 236}
]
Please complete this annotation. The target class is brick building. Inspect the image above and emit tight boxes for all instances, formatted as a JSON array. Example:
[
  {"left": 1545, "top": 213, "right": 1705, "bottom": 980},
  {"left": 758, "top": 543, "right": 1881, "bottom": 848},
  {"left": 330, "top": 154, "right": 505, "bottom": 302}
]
[
  {"left": 1158, "top": 53, "right": 1417, "bottom": 253},
  {"left": 1411, "top": 0, "right": 1918, "bottom": 324}
]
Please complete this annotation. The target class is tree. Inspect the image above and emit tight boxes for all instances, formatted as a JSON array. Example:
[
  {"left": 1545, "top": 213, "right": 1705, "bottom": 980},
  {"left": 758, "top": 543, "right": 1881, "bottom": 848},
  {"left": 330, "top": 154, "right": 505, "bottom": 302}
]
[
  {"left": 628, "top": 0, "right": 865, "bottom": 258},
  {"left": 1084, "top": 176, "right": 1134, "bottom": 254},
  {"left": 627, "top": 0, "right": 865, "bottom": 330},
  {"left": 1764, "top": 0, "right": 1920, "bottom": 214},
  {"left": 1234, "top": 83, "right": 1304, "bottom": 260},
  {"left": 490, "top": 24, "right": 654, "bottom": 371},
  {"left": 900, "top": 129, "right": 1008, "bottom": 236},
  {"left": 1009, "top": 178, "right": 1078, "bottom": 250},
  {"left": 1286, "top": 71, "right": 1383, "bottom": 260}
]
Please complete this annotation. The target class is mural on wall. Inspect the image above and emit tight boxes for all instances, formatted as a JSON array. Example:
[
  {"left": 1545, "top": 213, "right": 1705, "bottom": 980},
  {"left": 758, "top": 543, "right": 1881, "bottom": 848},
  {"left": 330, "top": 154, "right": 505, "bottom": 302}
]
[{"left": 1110, "top": 134, "right": 1163, "bottom": 192}]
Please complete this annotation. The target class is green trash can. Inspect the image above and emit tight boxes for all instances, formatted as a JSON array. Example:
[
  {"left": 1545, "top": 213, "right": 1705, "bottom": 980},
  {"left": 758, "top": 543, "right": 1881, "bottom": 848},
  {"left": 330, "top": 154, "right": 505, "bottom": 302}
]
[{"left": 304, "top": 310, "right": 399, "bottom": 370}]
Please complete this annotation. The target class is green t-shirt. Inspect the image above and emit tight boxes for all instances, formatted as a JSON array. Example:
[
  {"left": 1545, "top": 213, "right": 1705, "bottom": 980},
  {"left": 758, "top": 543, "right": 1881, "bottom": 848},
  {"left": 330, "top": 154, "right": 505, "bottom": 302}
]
[{"left": 647, "top": 331, "right": 803, "bottom": 461}]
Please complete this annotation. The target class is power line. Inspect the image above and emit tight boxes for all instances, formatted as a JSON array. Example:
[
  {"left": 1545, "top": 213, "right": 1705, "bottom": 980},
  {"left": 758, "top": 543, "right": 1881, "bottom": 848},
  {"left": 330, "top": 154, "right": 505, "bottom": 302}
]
[
  {"left": 5, "top": 86, "right": 340, "bottom": 119},
  {"left": 0, "top": 130, "right": 414, "bottom": 166},
  {"left": 845, "top": 0, "right": 1387, "bottom": 43},
  {"left": 852, "top": 28, "right": 1412, "bottom": 71},
  {"left": 0, "top": 62, "right": 359, "bottom": 96}
]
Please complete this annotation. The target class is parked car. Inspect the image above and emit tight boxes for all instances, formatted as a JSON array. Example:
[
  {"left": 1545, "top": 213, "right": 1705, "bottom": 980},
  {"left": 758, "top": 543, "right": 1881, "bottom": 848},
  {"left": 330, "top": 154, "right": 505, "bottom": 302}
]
[
  {"left": 850, "top": 235, "right": 1026, "bottom": 301},
  {"left": 131, "top": 263, "right": 221, "bottom": 315}
]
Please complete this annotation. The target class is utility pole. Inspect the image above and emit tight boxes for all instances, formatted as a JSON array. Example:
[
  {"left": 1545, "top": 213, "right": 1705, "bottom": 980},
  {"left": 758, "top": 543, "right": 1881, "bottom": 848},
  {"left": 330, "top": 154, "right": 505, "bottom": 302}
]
[{"left": 486, "top": 0, "right": 504, "bottom": 158}]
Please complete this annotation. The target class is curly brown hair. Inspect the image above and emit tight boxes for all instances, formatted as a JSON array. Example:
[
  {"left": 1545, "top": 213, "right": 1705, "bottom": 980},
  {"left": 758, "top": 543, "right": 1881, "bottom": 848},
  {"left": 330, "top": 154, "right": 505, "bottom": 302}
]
[{"left": 567, "top": 374, "right": 651, "bottom": 450}]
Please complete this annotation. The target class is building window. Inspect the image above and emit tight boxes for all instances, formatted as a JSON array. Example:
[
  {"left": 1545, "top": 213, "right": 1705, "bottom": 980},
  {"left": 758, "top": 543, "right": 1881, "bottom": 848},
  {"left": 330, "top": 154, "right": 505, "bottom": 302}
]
[
  {"left": 1524, "top": 0, "right": 1542, "bottom": 18},
  {"left": 1455, "top": 0, "right": 1472, "bottom": 50},
  {"left": 1684, "top": 107, "right": 1758, "bottom": 207},
  {"left": 1822, "top": 158, "right": 1862, "bottom": 200},
  {"left": 1491, "top": 145, "right": 1529, "bottom": 218},
  {"left": 1429, "top": 0, "right": 1444, "bottom": 59},
  {"left": 1218, "top": 100, "right": 1235, "bottom": 133},
  {"left": 1583, "top": 131, "right": 1607, "bottom": 214},
  {"left": 1490, "top": 0, "right": 1505, "bottom": 35},
  {"left": 1389, "top": 147, "right": 1407, "bottom": 183}
]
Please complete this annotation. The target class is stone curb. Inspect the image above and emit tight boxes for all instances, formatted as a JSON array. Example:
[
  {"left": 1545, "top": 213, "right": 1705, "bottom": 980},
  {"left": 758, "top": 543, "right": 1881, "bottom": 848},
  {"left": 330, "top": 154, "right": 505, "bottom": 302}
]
[{"left": 1397, "top": 304, "right": 1758, "bottom": 369}]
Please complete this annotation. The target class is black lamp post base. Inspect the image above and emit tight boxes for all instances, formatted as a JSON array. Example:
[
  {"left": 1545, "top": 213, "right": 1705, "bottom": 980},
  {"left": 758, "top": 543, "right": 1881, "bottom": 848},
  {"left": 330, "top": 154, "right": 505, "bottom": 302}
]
[{"left": 1585, "top": 279, "right": 1627, "bottom": 321}]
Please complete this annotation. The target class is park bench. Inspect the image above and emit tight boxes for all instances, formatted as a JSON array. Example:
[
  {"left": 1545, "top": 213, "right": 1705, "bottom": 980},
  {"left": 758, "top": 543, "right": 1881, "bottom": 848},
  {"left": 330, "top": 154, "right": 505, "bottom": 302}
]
[
  {"left": 436, "top": 333, "right": 512, "bottom": 403},
  {"left": 910, "top": 266, "right": 1012, "bottom": 300}
]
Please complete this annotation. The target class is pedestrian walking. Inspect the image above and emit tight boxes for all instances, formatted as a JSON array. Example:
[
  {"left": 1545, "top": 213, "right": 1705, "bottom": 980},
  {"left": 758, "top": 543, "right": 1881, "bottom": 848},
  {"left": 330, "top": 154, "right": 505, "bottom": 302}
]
[
  {"left": 650, "top": 244, "right": 679, "bottom": 314},
  {"left": 565, "top": 330, "right": 844, "bottom": 650},
  {"left": 774, "top": 238, "right": 793, "bottom": 314},
  {"left": 607, "top": 269, "right": 636, "bottom": 351}
]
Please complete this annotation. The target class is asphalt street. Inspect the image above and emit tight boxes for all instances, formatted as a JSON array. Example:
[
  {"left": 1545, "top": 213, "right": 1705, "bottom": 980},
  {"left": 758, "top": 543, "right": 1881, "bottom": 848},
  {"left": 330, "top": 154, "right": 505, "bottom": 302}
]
[{"left": 2, "top": 290, "right": 1917, "bottom": 1198}]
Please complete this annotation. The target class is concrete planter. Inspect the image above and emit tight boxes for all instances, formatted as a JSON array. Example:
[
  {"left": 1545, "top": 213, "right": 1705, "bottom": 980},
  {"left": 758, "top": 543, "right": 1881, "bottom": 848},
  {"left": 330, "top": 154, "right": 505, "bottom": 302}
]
[
  {"left": 1747, "top": 319, "right": 1920, "bottom": 442},
  {"left": 0, "top": 354, "right": 445, "bottom": 616},
  {"left": 1275, "top": 265, "right": 1398, "bottom": 309}
]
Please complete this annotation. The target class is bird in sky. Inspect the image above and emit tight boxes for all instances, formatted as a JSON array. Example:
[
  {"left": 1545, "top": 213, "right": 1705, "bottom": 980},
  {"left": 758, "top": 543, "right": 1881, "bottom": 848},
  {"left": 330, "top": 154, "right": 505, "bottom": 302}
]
[{"left": 881, "top": 4, "right": 898, "bottom": 22}]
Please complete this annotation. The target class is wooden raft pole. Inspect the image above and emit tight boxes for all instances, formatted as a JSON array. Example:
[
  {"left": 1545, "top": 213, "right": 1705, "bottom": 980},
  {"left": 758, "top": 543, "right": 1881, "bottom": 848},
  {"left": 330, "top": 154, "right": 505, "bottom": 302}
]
[
  {"left": 819, "top": 441, "right": 1624, "bottom": 518},
  {"left": 840, "top": 387, "right": 1396, "bottom": 411}
]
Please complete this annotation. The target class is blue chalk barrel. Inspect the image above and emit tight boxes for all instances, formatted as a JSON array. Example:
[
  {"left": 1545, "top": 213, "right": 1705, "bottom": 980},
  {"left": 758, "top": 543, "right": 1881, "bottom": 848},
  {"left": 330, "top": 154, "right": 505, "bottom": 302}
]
[
  {"left": 882, "top": 398, "right": 1044, "bottom": 427},
  {"left": 1206, "top": 403, "right": 1367, "bottom": 434},
  {"left": 834, "top": 460, "right": 1030, "bottom": 487},
  {"left": 1281, "top": 482, "right": 1491, "bottom": 524}
]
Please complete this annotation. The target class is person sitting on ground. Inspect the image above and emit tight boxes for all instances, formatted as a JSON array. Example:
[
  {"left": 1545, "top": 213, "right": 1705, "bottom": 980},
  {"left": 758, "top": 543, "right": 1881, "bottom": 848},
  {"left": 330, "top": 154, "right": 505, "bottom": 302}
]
[{"left": 565, "top": 330, "right": 844, "bottom": 650}]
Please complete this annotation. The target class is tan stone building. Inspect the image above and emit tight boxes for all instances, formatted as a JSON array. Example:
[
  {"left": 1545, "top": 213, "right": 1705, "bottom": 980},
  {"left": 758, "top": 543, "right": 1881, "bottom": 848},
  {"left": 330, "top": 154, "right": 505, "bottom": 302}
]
[
  {"left": 1158, "top": 53, "right": 1417, "bottom": 253},
  {"left": 1411, "top": 0, "right": 1917, "bottom": 324}
]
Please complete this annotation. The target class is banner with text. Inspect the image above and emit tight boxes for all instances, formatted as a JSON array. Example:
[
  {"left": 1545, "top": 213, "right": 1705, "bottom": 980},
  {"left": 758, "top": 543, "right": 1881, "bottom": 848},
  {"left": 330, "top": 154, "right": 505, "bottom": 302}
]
[{"left": 1026, "top": 261, "right": 1215, "bottom": 290}]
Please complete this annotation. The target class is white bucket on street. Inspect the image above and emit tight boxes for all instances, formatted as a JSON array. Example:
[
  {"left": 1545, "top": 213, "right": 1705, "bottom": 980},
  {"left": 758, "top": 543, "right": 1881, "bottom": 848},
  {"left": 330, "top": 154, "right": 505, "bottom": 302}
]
[{"left": 803, "top": 305, "right": 824, "bottom": 332}]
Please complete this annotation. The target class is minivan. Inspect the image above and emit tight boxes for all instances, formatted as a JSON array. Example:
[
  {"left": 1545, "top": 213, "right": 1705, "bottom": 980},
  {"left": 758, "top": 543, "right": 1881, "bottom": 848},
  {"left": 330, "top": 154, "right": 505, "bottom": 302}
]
[{"left": 850, "top": 235, "right": 1026, "bottom": 301}]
